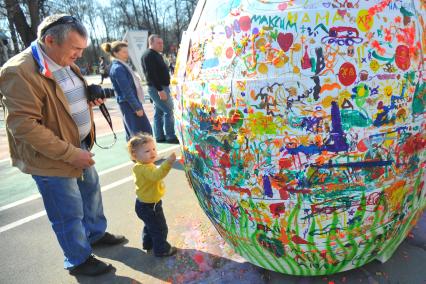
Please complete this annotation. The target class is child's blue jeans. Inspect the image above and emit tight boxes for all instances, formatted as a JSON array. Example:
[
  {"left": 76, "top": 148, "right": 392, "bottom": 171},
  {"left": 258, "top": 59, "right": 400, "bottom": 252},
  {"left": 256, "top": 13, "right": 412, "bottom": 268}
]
[{"left": 135, "top": 199, "right": 171, "bottom": 255}]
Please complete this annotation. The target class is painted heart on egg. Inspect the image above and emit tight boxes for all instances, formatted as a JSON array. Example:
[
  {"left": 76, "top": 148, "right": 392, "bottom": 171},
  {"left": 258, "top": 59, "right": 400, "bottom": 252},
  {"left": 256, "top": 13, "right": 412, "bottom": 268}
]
[
  {"left": 277, "top": 32, "right": 293, "bottom": 52},
  {"left": 337, "top": 9, "right": 347, "bottom": 17}
]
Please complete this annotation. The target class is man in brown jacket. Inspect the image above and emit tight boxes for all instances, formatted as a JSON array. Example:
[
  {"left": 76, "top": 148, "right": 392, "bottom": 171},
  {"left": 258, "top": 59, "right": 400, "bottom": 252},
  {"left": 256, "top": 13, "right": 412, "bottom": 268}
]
[{"left": 0, "top": 14, "right": 125, "bottom": 276}]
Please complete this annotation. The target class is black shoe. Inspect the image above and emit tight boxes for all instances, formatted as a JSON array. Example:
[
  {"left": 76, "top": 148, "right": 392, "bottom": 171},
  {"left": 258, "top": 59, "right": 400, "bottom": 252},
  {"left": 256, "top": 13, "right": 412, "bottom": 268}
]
[
  {"left": 155, "top": 246, "right": 178, "bottom": 257},
  {"left": 165, "top": 138, "right": 180, "bottom": 144},
  {"left": 156, "top": 138, "right": 166, "bottom": 143},
  {"left": 92, "top": 232, "right": 126, "bottom": 247},
  {"left": 69, "top": 255, "right": 113, "bottom": 276},
  {"left": 143, "top": 244, "right": 153, "bottom": 251}
]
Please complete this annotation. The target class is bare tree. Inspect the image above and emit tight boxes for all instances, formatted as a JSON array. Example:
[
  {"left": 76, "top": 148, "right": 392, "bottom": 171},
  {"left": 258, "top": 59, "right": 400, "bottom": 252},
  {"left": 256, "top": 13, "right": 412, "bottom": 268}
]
[
  {"left": 0, "top": 0, "right": 200, "bottom": 59},
  {"left": 140, "top": 0, "right": 152, "bottom": 31},
  {"left": 98, "top": 7, "right": 112, "bottom": 42},
  {"left": 115, "top": 0, "right": 135, "bottom": 29},
  {"left": 4, "top": 0, "right": 39, "bottom": 47},
  {"left": 140, "top": 0, "right": 160, "bottom": 34},
  {"left": 150, "top": 0, "right": 160, "bottom": 34},
  {"left": 2, "top": 4, "right": 19, "bottom": 53},
  {"left": 184, "top": 0, "right": 197, "bottom": 25},
  {"left": 173, "top": 0, "right": 181, "bottom": 42},
  {"left": 131, "top": 0, "right": 142, "bottom": 29}
]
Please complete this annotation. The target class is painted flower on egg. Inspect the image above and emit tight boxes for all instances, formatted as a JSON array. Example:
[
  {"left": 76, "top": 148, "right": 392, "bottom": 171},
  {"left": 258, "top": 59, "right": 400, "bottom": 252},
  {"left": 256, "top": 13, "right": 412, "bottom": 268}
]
[{"left": 172, "top": 0, "right": 426, "bottom": 275}]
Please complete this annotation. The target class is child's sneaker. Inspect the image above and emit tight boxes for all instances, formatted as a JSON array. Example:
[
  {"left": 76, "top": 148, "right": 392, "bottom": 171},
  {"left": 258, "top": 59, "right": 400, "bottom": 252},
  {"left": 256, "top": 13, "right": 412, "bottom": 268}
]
[{"left": 155, "top": 246, "right": 177, "bottom": 257}]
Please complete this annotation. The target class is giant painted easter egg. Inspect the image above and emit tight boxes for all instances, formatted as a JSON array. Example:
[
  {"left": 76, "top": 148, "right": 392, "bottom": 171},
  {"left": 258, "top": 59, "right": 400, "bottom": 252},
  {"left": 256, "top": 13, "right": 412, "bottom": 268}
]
[{"left": 172, "top": 0, "right": 426, "bottom": 276}]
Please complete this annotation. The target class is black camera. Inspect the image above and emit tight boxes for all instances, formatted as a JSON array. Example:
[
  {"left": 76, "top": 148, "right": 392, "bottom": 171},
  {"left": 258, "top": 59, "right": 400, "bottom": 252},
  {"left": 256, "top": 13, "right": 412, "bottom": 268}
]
[{"left": 87, "top": 84, "right": 115, "bottom": 102}]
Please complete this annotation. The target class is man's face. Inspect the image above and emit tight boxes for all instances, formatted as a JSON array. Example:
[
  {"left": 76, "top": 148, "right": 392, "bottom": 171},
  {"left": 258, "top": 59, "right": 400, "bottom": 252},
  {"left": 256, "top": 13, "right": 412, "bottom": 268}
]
[
  {"left": 44, "top": 30, "right": 87, "bottom": 66},
  {"left": 151, "top": 38, "right": 164, "bottom": 53}
]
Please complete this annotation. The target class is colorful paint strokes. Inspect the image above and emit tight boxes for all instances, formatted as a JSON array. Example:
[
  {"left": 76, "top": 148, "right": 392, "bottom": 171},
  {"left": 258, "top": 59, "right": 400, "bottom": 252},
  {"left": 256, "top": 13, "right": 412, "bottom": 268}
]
[{"left": 172, "top": 0, "right": 426, "bottom": 276}]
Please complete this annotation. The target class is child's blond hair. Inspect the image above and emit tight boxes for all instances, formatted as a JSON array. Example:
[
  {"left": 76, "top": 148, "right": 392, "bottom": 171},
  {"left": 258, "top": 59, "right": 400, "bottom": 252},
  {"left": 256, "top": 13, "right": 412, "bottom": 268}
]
[{"left": 127, "top": 133, "right": 155, "bottom": 161}]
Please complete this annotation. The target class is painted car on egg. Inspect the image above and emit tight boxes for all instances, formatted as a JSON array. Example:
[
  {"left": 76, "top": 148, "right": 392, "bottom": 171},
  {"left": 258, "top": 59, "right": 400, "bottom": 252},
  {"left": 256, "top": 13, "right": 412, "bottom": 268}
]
[{"left": 172, "top": 0, "right": 426, "bottom": 275}]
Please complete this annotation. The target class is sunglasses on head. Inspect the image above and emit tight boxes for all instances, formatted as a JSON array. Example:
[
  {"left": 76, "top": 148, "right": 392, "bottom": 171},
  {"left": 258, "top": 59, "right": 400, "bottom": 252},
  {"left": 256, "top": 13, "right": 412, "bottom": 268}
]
[{"left": 40, "top": 15, "right": 78, "bottom": 36}]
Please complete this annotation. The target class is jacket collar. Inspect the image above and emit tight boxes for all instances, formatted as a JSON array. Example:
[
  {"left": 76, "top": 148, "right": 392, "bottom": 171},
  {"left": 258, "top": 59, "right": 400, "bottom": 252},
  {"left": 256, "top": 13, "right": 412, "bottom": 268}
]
[
  {"left": 30, "top": 40, "right": 53, "bottom": 78},
  {"left": 30, "top": 40, "right": 83, "bottom": 80}
]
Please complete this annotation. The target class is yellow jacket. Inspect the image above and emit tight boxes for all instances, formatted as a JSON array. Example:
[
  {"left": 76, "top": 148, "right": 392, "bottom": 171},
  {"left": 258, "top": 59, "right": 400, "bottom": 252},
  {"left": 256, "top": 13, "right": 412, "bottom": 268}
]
[{"left": 133, "top": 160, "right": 172, "bottom": 203}]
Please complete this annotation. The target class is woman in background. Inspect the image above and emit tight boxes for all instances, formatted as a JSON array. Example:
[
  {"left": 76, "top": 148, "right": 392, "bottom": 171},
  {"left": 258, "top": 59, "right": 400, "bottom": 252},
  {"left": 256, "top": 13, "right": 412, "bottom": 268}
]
[{"left": 101, "top": 41, "right": 152, "bottom": 141}]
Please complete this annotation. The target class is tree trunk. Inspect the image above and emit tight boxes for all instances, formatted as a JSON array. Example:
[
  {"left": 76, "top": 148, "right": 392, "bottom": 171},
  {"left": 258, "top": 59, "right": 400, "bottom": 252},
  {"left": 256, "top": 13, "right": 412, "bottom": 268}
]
[
  {"left": 152, "top": 0, "right": 160, "bottom": 34},
  {"left": 141, "top": 0, "right": 153, "bottom": 31},
  {"left": 26, "top": 0, "right": 40, "bottom": 36},
  {"left": 118, "top": 2, "right": 134, "bottom": 29},
  {"left": 86, "top": 11, "right": 99, "bottom": 59},
  {"left": 185, "top": 0, "right": 196, "bottom": 24},
  {"left": 5, "top": 0, "right": 37, "bottom": 47},
  {"left": 173, "top": 0, "right": 181, "bottom": 42},
  {"left": 6, "top": 10, "right": 20, "bottom": 54},
  {"left": 185, "top": 0, "right": 191, "bottom": 23},
  {"left": 0, "top": 41, "right": 9, "bottom": 66},
  {"left": 99, "top": 10, "right": 111, "bottom": 42},
  {"left": 131, "top": 0, "right": 142, "bottom": 29},
  {"left": 90, "top": 36, "right": 99, "bottom": 59}
]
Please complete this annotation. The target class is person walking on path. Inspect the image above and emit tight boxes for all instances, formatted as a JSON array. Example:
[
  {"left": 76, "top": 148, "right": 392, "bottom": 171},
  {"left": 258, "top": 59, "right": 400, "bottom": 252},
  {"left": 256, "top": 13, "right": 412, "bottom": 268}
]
[
  {"left": 0, "top": 14, "right": 125, "bottom": 277},
  {"left": 127, "top": 133, "right": 178, "bottom": 257},
  {"left": 101, "top": 41, "right": 152, "bottom": 141},
  {"left": 141, "top": 34, "right": 179, "bottom": 144},
  {"left": 98, "top": 56, "right": 109, "bottom": 84}
]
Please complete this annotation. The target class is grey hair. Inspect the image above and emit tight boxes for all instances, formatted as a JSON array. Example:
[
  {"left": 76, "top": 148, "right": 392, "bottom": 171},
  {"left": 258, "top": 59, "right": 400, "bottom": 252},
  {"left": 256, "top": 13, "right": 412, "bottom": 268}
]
[
  {"left": 37, "top": 14, "right": 88, "bottom": 45},
  {"left": 148, "top": 34, "right": 162, "bottom": 46}
]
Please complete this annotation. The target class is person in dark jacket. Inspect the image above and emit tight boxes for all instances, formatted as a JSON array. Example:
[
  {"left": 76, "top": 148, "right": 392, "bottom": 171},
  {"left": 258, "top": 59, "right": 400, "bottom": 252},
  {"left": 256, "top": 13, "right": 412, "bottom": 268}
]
[
  {"left": 101, "top": 41, "right": 152, "bottom": 141},
  {"left": 141, "top": 34, "right": 179, "bottom": 144},
  {"left": 98, "top": 56, "right": 108, "bottom": 84}
]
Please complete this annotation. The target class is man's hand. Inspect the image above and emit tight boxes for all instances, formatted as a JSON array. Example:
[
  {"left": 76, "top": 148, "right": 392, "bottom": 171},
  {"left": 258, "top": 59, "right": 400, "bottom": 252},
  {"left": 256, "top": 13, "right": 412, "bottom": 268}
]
[
  {"left": 135, "top": 109, "right": 144, "bottom": 117},
  {"left": 89, "top": 98, "right": 105, "bottom": 107},
  {"left": 167, "top": 152, "right": 176, "bottom": 164},
  {"left": 69, "top": 150, "right": 95, "bottom": 169},
  {"left": 158, "top": 90, "right": 167, "bottom": 101}
]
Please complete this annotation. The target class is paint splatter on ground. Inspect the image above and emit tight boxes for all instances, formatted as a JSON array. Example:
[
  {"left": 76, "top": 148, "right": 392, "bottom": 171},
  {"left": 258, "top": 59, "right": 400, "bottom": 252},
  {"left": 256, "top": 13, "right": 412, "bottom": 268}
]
[{"left": 164, "top": 216, "right": 264, "bottom": 283}]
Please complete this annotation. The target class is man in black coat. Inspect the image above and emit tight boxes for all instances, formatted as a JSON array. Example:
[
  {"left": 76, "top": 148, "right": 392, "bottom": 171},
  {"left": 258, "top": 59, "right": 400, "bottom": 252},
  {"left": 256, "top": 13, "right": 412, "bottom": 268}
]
[{"left": 141, "top": 34, "right": 179, "bottom": 144}]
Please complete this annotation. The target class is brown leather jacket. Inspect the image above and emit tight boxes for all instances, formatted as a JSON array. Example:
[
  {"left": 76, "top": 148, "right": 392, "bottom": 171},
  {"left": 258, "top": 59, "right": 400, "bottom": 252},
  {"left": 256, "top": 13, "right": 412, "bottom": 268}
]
[{"left": 0, "top": 47, "right": 95, "bottom": 177}]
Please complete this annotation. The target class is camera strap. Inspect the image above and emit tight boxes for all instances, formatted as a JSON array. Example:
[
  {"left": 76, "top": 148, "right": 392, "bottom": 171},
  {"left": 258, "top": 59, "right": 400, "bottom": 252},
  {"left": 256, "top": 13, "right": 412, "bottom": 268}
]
[{"left": 95, "top": 103, "right": 117, "bottom": 149}]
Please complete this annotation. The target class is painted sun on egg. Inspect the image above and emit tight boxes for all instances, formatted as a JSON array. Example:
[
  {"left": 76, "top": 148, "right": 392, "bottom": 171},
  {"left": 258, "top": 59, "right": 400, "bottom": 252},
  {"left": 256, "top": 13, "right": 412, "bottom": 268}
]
[{"left": 171, "top": 0, "right": 426, "bottom": 275}]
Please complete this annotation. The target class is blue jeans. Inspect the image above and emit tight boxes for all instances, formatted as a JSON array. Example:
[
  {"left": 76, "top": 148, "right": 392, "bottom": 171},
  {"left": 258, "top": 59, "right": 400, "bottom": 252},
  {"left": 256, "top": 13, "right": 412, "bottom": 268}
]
[
  {"left": 135, "top": 199, "right": 171, "bottom": 255},
  {"left": 118, "top": 101, "right": 153, "bottom": 141},
  {"left": 32, "top": 166, "right": 107, "bottom": 269},
  {"left": 147, "top": 86, "right": 177, "bottom": 141}
]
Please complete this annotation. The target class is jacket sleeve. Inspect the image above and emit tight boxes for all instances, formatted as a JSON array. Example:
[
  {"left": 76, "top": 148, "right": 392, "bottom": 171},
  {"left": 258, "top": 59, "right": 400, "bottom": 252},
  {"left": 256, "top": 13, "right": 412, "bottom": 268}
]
[
  {"left": 0, "top": 69, "right": 81, "bottom": 163},
  {"left": 134, "top": 161, "right": 172, "bottom": 182},
  {"left": 111, "top": 64, "right": 143, "bottom": 112},
  {"left": 142, "top": 52, "right": 163, "bottom": 91}
]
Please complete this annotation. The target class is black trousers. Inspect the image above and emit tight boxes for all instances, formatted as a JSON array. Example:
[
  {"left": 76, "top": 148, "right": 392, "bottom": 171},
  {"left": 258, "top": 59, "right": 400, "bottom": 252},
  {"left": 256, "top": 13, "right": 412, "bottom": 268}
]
[{"left": 135, "top": 199, "right": 171, "bottom": 255}]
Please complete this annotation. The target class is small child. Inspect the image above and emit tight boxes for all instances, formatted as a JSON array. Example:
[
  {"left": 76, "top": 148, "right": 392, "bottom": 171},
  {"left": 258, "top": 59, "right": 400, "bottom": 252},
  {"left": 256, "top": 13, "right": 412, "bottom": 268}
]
[{"left": 127, "top": 133, "right": 177, "bottom": 257}]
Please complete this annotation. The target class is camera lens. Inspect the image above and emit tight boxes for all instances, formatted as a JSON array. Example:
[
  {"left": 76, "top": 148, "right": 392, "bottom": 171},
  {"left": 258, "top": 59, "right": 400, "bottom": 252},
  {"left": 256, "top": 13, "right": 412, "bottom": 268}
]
[
  {"left": 87, "top": 84, "right": 115, "bottom": 101},
  {"left": 102, "top": 88, "right": 115, "bottom": 99}
]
